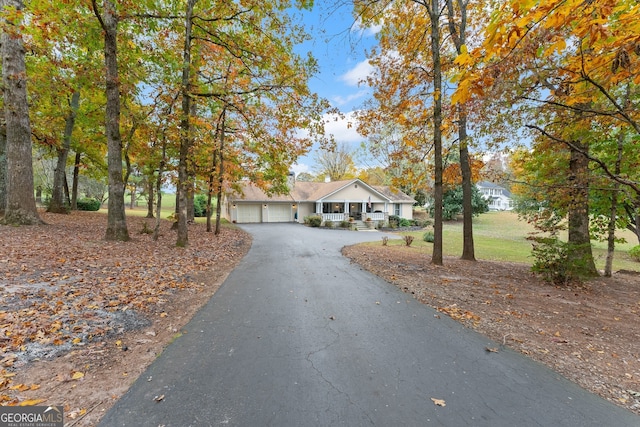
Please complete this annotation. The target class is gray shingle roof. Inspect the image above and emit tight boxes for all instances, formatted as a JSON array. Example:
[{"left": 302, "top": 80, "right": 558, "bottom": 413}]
[{"left": 229, "top": 179, "right": 415, "bottom": 203}]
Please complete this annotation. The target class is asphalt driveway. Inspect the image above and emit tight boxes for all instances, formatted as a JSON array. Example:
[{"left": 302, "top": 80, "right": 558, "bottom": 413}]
[{"left": 99, "top": 224, "right": 639, "bottom": 426}]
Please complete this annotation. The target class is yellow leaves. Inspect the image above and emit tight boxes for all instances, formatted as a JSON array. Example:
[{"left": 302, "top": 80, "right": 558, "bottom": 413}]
[
  {"left": 18, "top": 399, "right": 46, "bottom": 406},
  {"left": 9, "top": 383, "right": 39, "bottom": 392},
  {"left": 453, "top": 45, "right": 474, "bottom": 68},
  {"left": 542, "top": 37, "right": 566, "bottom": 58},
  {"left": 451, "top": 78, "right": 471, "bottom": 106}
]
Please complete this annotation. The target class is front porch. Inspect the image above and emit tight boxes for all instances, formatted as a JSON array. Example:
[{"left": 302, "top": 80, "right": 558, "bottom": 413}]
[{"left": 320, "top": 211, "right": 386, "bottom": 222}]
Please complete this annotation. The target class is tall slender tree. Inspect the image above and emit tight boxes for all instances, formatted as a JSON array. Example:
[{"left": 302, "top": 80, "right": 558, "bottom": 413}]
[
  {"left": 446, "top": 0, "right": 475, "bottom": 261},
  {"left": 92, "top": 0, "right": 129, "bottom": 241},
  {"left": 48, "top": 91, "right": 80, "bottom": 213},
  {"left": 354, "top": 0, "right": 445, "bottom": 265}
]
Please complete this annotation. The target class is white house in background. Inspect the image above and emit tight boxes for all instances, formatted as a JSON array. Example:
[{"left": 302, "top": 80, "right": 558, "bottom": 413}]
[
  {"left": 476, "top": 181, "right": 514, "bottom": 211},
  {"left": 224, "top": 177, "right": 415, "bottom": 224}
]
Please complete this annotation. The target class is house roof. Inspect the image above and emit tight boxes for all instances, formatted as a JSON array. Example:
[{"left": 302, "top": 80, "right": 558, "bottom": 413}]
[
  {"left": 476, "top": 181, "right": 512, "bottom": 197},
  {"left": 228, "top": 179, "right": 415, "bottom": 204},
  {"left": 371, "top": 185, "right": 416, "bottom": 203},
  {"left": 476, "top": 181, "right": 503, "bottom": 189}
]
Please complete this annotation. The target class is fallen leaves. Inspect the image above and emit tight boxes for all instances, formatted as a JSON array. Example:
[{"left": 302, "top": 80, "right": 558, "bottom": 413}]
[
  {"left": 431, "top": 397, "right": 446, "bottom": 407},
  {"left": 0, "top": 211, "right": 251, "bottom": 406},
  {"left": 437, "top": 304, "right": 481, "bottom": 326}
]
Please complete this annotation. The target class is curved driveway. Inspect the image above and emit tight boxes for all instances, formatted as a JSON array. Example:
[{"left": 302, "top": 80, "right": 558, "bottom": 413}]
[{"left": 100, "top": 224, "right": 639, "bottom": 426}]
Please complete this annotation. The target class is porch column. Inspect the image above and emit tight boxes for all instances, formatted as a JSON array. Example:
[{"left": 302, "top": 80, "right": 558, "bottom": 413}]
[{"left": 316, "top": 202, "right": 321, "bottom": 214}]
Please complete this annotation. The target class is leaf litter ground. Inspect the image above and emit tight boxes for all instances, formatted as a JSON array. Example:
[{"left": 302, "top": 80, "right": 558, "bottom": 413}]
[
  {"left": 1, "top": 213, "right": 639, "bottom": 424},
  {"left": 1, "top": 211, "right": 251, "bottom": 425}
]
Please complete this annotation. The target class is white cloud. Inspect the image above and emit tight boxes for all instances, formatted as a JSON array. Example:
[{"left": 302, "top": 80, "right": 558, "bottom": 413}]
[
  {"left": 340, "top": 60, "right": 374, "bottom": 87},
  {"left": 291, "top": 163, "right": 310, "bottom": 176},
  {"left": 332, "top": 89, "right": 369, "bottom": 107},
  {"left": 352, "top": 17, "right": 383, "bottom": 37},
  {"left": 323, "top": 111, "right": 362, "bottom": 144}
]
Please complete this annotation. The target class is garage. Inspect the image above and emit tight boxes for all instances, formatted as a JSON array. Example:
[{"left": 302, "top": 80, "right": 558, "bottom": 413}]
[
  {"left": 236, "top": 204, "right": 262, "bottom": 223},
  {"left": 266, "top": 204, "right": 292, "bottom": 222}
]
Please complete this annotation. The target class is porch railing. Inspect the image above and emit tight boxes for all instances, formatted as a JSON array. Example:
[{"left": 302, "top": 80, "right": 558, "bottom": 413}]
[
  {"left": 320, "top": 212, "right": 386, "bottom": 222},
  {"left": 322, "top": 213, "right": 347, "bottom": 222},
  {"left": 365, "top": 212, "right": 385, "bottom": 221}
]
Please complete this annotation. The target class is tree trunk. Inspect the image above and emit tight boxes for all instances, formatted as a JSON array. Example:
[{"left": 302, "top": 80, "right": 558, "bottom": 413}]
[
  {"left": 153, "top": 137, "right": 167, "bottom": 241},
  {"left": 215, "top": 108, "right": 227, "bottom": 236},
  {"left": 176, "top": 0, "right": 196, "bottom": 247},
  {"left": 63, "top": 171, "right": 70, "bottom": 206},
  {"left": 129, "top": 185, "right": 136, "bottom": 209},
  {"left": 1, "top": 0, "right": 41, "bottom": 225},
  {"left": 187, "top": 182, "right": 194, "bottom": 222},
  {"left": 49, "top": 90, "right": 80, "bottom": 213},
  {"left": 604, "top": 132, "right": 624, "bottom": 277},
  {"left": 567, "top": 142, "right": 598, "bottom": 276},
  {"left": 146, "top": 178, "right": 154, "bottom": 218},
  {"left": 93, "top": 0, "right": 129, "bottom": 241},
  {"left": 430, "top": 0, "right": 443, "bottom": 266},
  {"left": 206, "top": 148, "right": 216, "bottom": 233},
  {"left": 0, "top": 118, "right": 6, "bottom": 213},
  {"left": 446, "top": 0, "right": 475, "bottom": 261},
  {"left": 71, "top": 151, "right": 81, "bottom": 210},
  {"left": 459, "top": 120, "right": 475, "bottom": 261}
]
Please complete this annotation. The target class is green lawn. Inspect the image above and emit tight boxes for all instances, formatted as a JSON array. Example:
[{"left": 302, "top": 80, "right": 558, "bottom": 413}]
[
  {"left": 100, "top": 193, "right": 222, "bottom": 224},
  {"left": 391, "top": 211, "right": 640, "bottom": 272}
]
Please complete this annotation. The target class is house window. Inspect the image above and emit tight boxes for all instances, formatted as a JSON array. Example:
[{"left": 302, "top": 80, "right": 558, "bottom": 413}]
[
  {"left": 394, "top": 203, "right": 400, "bottom": 216},
  {"left": 323, "top": 202, "right": 343, "bottom": 214}
]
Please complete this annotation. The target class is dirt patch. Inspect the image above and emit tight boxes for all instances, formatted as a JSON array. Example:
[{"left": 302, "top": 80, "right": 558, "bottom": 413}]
[
  {"left": 0, "top": 211, "right": 251, "bottom": 426},
  {"left": 342, "top": 243, "right": 640, "bottom": 415}
]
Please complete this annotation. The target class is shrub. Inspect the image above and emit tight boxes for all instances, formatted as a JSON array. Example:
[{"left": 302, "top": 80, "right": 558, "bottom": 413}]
[
  {"left": 423, "top": 230, "right": 434, "bottom": 243},
  {"left": 629, "top": 245, "right": 640, "bottom": 262},
  {"left": 304, "top": 215, "right": 322, "bottom": 227},
  {"left": 340, "top": 220, "right": 350, "bottom": 228},
  {"left": 529, "top": 236, "right": 594, "bottom": 284},
  {"left": 415, "top": 219, "right": 433, "bottom": 228},
  {"left": 403, "top": 235, "right": 414, "bottom": 246},
  {"left": 324, "top": 220, "right": 334, "bottom": 228},
  {"left": 76, "top": 198, "right": 101, "bottom": 211},
  {"left": 388, "top": 215, "right": 400, "bottom": 228},
  {"left": 399, "top": 218, "right": 412, "bottom": 227},
  {"left": 193, "top": 194, "right": 209, "bottom": 217}
]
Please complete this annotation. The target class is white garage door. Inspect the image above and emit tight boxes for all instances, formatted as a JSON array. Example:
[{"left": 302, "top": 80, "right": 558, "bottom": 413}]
[
  {"left": 237, "top": 204, "right": 262, "bottom": 223},
  {"left": 267, "top": 204, "right": 291, "bottom": 222}
]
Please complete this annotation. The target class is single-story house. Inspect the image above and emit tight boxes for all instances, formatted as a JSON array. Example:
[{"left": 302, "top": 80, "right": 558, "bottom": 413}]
[
  {"left": 476, "top": 181, "right": 513, "bottom": 211},
  {"left": 224, "top": 177, "right": 416, "bottom": 224}
]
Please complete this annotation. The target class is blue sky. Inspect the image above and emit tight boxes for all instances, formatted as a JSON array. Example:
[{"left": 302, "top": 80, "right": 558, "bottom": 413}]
[{"left": 289, "top": 3, "right": 380, "bottom": 176}]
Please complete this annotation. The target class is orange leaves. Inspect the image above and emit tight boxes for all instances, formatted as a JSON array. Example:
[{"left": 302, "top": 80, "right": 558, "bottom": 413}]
[{"left": 437, "top": 304, "right": 481, "bottom": 326}]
